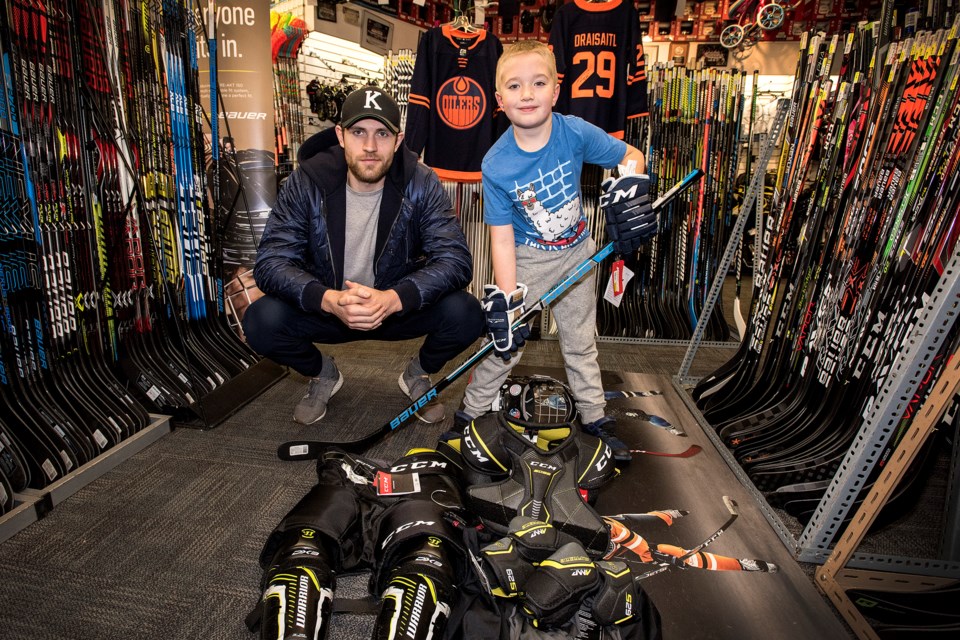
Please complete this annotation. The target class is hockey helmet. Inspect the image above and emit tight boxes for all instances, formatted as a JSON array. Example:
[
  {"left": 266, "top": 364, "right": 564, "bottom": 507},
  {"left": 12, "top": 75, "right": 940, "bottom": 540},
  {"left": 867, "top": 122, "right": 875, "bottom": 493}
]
[{"left": 492, "top": 374, "right": 577, "bottom": 424}]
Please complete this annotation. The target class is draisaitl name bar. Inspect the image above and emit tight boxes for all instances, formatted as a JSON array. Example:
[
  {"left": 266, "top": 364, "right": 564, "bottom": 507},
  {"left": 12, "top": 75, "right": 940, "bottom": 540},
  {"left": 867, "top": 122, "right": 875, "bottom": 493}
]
[{"left": 573, "top": 32, "right": 617, "bottom": 47}]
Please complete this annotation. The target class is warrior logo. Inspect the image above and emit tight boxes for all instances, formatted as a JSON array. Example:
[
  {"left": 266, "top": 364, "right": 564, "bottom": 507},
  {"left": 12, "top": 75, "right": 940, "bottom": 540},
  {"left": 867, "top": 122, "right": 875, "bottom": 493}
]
[{"left": 437, "top": 76, "right": 486, "bottom": 130}]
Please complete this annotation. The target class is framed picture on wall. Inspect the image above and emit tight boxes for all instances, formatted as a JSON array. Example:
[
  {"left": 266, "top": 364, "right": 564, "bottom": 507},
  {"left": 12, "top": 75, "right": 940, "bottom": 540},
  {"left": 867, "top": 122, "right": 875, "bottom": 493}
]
[
  {"left": 670, "top": 42, "right": 689, "bottom": 66},
  {"left": 316, "top": 1, "right": 337, "bottom": 23},
  {"left": 343, "top": 5, "right": 361, "bottom": 27},
  {"left": 696, "top": 43, "right": 729, "bottom": 68},
  {"left": 361, "top": 11, "right": 393, "bottom": 55}
]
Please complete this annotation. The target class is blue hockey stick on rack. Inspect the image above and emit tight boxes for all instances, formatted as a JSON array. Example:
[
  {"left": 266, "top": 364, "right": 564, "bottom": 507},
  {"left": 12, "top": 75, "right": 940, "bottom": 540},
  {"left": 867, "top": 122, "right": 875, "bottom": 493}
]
[{"left": 279, "top": 168, "right": 704, "bottom": 457}]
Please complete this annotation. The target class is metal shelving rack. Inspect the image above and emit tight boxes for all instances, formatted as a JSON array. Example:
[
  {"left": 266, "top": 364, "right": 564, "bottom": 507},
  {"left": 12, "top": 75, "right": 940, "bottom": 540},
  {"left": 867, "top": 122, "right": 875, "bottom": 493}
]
[{"left": 673, "top": 148, "right": 960, "bottom": 577}]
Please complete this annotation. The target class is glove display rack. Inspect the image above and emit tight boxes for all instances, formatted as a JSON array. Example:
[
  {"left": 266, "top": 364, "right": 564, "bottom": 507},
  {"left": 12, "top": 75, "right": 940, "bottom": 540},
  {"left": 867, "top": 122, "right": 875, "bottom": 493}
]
[
  {"left": 0, "top": 0, "right": 286, "bottom": 526},
  {"left": 672, "top": 19, "right": 960, "bottom": 588},
  {"left": 298, "top": 32, "right": 386, "bottom": 140}
]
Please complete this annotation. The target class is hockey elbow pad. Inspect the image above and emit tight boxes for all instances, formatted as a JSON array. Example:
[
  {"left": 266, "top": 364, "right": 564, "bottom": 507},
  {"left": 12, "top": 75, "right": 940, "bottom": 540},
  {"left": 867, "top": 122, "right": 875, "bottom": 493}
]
[
  {"left": 373, "top": 535, "right": 457, "bottom": 640},
  {"left": 508, "top": 516, "right": 576, "bottom": 563},
  {"left": 477, "top": 536, "right": 534, "bottom": 598},
  {"left": 589, "top": 560, "right": 639, "bottom": 626},
  {"left": 259, "top": 527, "right": 335, "bottom": 640},
  {"left": 521, "top": 541, "right": 599, "bottom": 628}
]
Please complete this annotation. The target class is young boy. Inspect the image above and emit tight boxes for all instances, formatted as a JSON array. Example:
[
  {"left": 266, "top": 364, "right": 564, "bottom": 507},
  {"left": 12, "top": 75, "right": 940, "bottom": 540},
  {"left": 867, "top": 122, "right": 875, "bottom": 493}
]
[{"left": 457, "top": 40, "right": 652, "bottom": 461}]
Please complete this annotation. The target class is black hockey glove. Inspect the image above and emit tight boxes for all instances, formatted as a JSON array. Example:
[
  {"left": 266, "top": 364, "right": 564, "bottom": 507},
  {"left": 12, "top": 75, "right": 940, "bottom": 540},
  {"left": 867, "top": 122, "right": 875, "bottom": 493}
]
[
  {"left": 599, "top": 173, "right": 656, "bottom": 254},
  {"left": 482, "top": 284, "right": 530, "bottom": 362}
]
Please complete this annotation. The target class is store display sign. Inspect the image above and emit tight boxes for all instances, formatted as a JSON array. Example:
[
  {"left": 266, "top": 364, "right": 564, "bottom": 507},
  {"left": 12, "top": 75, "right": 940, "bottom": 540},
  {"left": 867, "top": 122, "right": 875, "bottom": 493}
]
[
  {"left": 361, "top": 10, "right": 393, "bottom": 55},
  {"left": 196, "top": 0, "right": 277, "bottom": 267}
]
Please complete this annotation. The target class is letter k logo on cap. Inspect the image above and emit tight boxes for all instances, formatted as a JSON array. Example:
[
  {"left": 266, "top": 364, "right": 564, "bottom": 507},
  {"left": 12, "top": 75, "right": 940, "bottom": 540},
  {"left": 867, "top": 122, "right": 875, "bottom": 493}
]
[{"left": 364, "top": 90, "right": 383, "bottom": 110}]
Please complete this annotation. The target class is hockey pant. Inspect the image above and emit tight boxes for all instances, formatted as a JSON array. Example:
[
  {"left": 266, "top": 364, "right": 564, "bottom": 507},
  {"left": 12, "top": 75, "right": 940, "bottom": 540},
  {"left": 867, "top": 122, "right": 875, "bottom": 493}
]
[{"left": 254, "top": 449, "right": 466, "bottom": 640}]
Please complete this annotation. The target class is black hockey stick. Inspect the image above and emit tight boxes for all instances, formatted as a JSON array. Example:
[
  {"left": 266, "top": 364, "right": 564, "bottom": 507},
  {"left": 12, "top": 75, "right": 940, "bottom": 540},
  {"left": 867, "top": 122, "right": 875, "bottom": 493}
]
[{"left": 278, "top": 169, "right": 705, "bottom": 458}]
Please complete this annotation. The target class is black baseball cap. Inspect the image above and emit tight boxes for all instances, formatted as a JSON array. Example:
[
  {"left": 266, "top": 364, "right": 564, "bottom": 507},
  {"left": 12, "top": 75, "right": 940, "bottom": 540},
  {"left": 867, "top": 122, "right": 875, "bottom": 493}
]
[{"left": 339, "top": 86, "right": 401, "bottom": 134}]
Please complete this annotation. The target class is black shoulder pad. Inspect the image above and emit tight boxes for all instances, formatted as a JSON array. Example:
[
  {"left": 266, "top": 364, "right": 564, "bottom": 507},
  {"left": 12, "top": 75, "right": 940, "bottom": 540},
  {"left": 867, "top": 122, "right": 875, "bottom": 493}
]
[
  {"left": 460, "top": 414, "right": 511, "bottom": 476},
  {"left": 575, "top": 432, "right": 617, "bottom": 490}
]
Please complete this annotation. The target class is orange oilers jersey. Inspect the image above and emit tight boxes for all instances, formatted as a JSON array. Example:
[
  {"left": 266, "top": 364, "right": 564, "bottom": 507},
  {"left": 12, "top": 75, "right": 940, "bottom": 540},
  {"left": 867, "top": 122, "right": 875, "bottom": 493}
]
[
  {"left": 405, "top": 25, "right": 504, "bottom": 182},
  {"left": 548, "top": 0, "right": 648, "bottom": 139}
]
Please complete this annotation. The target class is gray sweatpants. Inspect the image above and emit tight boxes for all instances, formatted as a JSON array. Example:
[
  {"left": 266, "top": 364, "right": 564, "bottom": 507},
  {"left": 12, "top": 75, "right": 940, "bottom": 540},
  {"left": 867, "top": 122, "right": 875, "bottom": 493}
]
[{"left": 462, "top": 237, "right": 606, "bottom": 423}]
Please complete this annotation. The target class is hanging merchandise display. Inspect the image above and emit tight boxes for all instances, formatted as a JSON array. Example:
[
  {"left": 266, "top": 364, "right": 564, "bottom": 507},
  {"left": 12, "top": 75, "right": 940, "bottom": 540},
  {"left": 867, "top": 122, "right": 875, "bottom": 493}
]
[
  {"left": 405, "top": 17, "right": 503, "bottom": 182},
  {"left": 270, "top": 11, "right": 308, "bottom": 181},
  {"left": 548, "top": 0, "right": 649, "bottom": 140},
  {"left": 692, "top": 22, "right": 960, "bottom": 536}
]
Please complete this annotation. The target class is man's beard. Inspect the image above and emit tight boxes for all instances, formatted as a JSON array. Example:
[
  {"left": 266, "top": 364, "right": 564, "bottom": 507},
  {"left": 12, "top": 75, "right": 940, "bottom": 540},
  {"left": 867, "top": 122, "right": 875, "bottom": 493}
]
[{"left": 346, "top": 153, "right": 391, "bottom": 184}]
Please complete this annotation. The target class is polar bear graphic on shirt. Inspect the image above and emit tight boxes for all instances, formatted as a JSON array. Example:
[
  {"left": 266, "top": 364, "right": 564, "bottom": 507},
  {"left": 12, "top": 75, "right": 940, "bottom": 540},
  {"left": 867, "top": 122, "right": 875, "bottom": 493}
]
[{"left": 516, "top": 184, "right": 582, "bottom": 243}]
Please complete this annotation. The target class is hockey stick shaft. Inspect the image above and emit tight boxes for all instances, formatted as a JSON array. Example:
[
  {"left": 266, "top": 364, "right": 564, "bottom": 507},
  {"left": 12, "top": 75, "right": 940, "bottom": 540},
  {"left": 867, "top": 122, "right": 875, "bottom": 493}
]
[
  {"left": 677, "top": 495, "right": 739, "bottom": 561},
  {"left": 628, "top": 444, "right": 702, "bottom": 458},
  {"left": 279, "top": 169, "right": 704, "bottom": 458}
]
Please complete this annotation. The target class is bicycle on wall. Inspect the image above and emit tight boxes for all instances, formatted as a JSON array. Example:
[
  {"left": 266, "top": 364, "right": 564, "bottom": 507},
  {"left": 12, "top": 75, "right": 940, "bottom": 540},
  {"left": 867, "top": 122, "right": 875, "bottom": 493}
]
[{"left": 719, "top": 0, "right": 794, "bottom": 51}]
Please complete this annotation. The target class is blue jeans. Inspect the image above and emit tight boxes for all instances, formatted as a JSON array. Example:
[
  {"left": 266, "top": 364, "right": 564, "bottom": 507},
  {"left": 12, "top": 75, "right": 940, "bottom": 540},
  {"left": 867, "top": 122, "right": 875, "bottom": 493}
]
[{"left": 242, "top": 290, "right": 483, "bottom": 376}]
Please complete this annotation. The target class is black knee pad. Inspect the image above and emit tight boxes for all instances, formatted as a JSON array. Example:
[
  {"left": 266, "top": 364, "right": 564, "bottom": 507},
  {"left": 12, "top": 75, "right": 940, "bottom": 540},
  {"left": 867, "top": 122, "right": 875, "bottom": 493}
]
[
  {"left": 259, "top": 482, "right": 365, "bottom": 573},
  {"left": 259, "top": 527, "right": 336, "bottom": 640},
  {"left": 373, "top": 535, "right": 458, "bottom": 640},
  {"left": 372, "top": 498, "right": 464, "bottom": 593}
]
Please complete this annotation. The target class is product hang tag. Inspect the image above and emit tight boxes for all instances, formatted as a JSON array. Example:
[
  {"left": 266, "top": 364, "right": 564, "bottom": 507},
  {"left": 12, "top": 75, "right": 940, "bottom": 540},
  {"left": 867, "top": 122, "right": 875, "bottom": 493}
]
[
  {"left": 611, "top": 259, "right": 625, "bottom": 296},
  {"left": 603, "top": 263, "right": 635, "bottom": 307},
  {"left": 374, "top": 471, "right": 422, "bottom": 496}
]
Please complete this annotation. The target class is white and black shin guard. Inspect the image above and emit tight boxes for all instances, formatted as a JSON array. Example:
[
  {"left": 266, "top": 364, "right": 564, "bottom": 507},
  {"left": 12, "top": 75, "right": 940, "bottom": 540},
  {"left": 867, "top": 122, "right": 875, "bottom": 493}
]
[
  {"left": 373, "top": 534, "right": 457, "bottom": 640},
  {"left": 259, "top": 527, "right": 336, "bottom": 640}
]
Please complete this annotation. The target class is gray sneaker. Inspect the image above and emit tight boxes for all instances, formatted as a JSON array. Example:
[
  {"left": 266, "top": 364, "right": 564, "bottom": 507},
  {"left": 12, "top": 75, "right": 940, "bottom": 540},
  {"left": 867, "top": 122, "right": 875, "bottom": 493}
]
[
  {"left": 293, "top": 358, "right": 344, "bottom": 424},
  {"left": 398, "top": 358, "right": 445, "bottom": 424}
]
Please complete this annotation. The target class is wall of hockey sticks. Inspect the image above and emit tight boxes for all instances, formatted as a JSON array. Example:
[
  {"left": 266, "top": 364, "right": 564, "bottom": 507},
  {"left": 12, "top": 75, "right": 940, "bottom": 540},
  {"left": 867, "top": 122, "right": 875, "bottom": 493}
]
[
  {"left": 0, "top": 0, "right": 284, "bottom": 473},
  {"left": 674, "top": 22, "right": 960, "bottom": 577}
]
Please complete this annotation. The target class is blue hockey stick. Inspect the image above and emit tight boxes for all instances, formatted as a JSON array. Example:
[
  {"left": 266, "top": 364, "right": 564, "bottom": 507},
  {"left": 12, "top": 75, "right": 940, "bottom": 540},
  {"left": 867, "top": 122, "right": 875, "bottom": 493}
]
[{"left": 278, "top": 169, "right": 704, "bottom": 457}]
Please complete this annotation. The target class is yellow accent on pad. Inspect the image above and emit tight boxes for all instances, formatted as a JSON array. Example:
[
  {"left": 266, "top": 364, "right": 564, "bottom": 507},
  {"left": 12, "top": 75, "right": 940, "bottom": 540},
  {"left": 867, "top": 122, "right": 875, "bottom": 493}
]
[
  {"left": 424, "top": 576, "right": 438, "bottom": 602},
  {"left": 404, "top": 447, "right": 436, "bottom": 456},
  {"left": 539, "top": 560, "right": 592, "bottom": 570},
  {"left": 602, "top": 566, "right": 631, "bottom": 579},
  {"left": 485, "top": 542, "right": 516, "bottom": 556},
  {"left": 475, "top": 427, "right": 508, "bottom": 472}
]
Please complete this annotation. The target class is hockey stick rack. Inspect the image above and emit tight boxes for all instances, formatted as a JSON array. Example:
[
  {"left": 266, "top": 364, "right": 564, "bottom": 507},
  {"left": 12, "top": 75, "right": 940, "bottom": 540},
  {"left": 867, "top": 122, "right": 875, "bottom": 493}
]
[
  {"left": 171, "top": 357, "right": 288, "bottom": 430},
  {"left": 674, "top": 71, "right": 960, "bottom": 579},
  {"left": 673, "top": 248, "right": 960, "bottom": 577},
  {"left": 676, "top": 97, "right": 789, "bottom": 384},
  {"left": 814, "top": 341, "right": 960, "bottom": 639}
]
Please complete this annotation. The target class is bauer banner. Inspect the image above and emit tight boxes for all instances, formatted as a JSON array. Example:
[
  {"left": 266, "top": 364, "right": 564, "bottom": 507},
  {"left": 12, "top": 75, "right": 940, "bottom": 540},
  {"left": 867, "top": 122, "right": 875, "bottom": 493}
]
[{"left": 197, "top": 0, "right": 276, "bottom": 267}]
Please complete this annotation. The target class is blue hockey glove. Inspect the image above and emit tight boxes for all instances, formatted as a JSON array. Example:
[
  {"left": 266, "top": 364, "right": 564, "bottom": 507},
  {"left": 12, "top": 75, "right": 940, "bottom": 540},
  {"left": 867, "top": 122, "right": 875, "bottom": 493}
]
[
  {"left": 482, "top": 284, "right": 530, "bottom": 362},
  {"left": 599, "top": 173, "right": 657, "bottom": 254}
]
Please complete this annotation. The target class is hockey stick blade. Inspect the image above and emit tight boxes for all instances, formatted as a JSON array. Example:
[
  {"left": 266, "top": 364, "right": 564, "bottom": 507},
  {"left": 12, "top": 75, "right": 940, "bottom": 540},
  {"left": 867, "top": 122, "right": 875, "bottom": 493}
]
[
  {"left": 628, "top": 444, "right": 702, "bottom": 458},
  {"left": 276, "top": 170, "right": 705, "bottom": 455}
]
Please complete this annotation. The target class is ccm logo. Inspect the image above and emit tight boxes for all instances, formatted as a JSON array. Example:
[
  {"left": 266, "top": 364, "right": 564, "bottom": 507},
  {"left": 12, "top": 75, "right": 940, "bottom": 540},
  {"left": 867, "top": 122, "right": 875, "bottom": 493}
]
[
  {"left": 529, "top": 461, "right": 558, "bottom": 472},
  {"left": 391, "top": 460, "right": 447, "bottom": 472},
  {"left": 391, "top": 389, "right": 438, "bottom": 428},
  {"left": 599, "top": 184, "right": 639, "bottom": 207}
]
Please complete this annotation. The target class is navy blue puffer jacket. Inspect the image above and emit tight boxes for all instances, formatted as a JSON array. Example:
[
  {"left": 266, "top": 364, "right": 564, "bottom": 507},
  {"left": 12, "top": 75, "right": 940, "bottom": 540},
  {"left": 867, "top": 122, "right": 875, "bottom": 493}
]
[{"left": 253, "top": 128, "right": 473, "bottom": 314}]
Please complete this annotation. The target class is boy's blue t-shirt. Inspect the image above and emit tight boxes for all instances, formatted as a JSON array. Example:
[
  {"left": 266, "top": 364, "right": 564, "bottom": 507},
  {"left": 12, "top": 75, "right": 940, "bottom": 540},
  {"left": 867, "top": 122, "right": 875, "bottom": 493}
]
[{"left": 481, "top": 112, "right": 627, "bottom": 250}]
